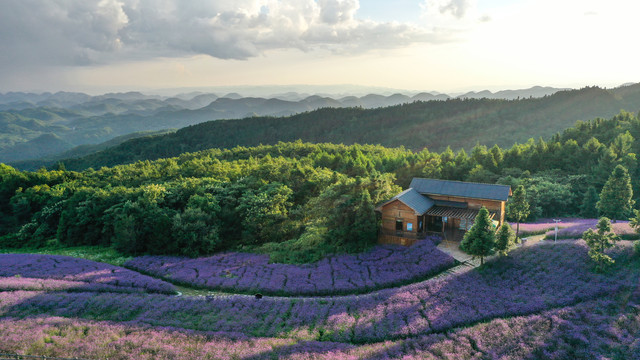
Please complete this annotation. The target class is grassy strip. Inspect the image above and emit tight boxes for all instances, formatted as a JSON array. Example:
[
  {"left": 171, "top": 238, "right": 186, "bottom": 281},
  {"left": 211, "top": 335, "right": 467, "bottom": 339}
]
[{"left": 0, "top": 246, "right": 132, "bottom": 266}]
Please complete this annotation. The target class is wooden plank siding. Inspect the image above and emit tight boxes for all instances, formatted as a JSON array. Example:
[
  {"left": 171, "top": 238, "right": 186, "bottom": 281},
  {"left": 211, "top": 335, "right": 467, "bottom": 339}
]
[
  {"left": 380, "top": 200, "right": 421, "bottom": 235},
  {"left": 378, "top": 233, "right": 420, "bottom": 247}
]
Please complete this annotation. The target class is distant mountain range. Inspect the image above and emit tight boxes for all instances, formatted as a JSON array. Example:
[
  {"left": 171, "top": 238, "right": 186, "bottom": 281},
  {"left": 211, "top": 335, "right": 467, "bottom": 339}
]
[
  {"left": 0, "top": 86, "right": 569, "bottom": 164},
  {"left": 40, "top": 83, "right": 640, "bottom": 171}
]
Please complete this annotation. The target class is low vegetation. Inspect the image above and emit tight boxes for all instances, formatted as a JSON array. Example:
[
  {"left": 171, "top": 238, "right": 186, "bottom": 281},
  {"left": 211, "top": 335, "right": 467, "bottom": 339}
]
[
  {"left": 0, "top": 242, "right": 636, "bottom": 346},
  {"left": 0, "top": 254, "right": 175, "bottom": 294},
  {"left": 0, "top": 289, "right": 638, "bottom": 360}
]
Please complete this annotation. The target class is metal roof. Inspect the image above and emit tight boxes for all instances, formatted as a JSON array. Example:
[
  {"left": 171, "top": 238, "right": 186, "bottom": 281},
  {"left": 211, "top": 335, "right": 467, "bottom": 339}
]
[
  {"left": 434, "top": 199, "right": 467, "bottom": 208},
  {"left": 375, "top": 188, "right": 434, "bottom": 215},
  {"left": 410, "top": 178, "right": 511, "bottom": 202}
]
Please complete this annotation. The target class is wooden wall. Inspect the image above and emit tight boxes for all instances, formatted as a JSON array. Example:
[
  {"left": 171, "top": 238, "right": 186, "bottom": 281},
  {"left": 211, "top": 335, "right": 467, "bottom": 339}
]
[
  {"left": 380, "top": 200, "right": 419, "bottom": 234},
  {"left": 378, "top": 233, "right": 419, "bottom": 246}
]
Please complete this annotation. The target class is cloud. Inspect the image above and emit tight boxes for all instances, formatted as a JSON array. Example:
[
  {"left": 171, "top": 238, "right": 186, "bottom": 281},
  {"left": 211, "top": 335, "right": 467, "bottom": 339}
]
[
  {"left": 0, "top": 0, "right": 452, "bottom": 70},
  {"left": 436, "top": 0, "right": 473, "bottom": 18},
  {"left": 0, "top": 0, "right": 129, "bottom": 67}
]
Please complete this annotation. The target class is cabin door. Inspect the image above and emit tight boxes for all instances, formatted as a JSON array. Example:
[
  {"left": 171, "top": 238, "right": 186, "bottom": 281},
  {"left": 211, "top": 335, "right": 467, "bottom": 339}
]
[{"left": 426, "top": 216, "right": 443, "bottom": 232}]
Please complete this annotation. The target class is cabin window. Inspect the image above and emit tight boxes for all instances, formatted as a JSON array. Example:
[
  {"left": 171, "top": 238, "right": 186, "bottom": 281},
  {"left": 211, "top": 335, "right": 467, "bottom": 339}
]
[
  {"left": 396, "top": 220, "right": 403, "bottom": 231},
  {"left": 407, "top": 223, "right": 413, "bottom": 231},
  {"left": 460, "top": 218, "right": 473, "bottom": 230}
]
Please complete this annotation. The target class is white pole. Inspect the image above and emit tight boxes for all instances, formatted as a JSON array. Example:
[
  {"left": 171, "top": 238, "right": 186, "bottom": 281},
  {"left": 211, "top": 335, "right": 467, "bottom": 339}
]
[{"left": 553, "top": 219, "right": 561, "bottom": 242}]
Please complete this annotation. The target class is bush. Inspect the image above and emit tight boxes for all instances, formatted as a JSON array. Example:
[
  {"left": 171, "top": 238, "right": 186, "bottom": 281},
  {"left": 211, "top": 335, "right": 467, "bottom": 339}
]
[
  {"left": 0, "top": 233, "right": 22, "bottom": 248},
  {"left": 634, "top": 240, "right": 640, "bottom": 256}
]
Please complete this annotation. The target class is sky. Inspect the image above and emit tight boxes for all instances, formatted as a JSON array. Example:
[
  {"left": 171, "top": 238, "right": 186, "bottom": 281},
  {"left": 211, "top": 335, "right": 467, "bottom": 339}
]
[{"left": 1, "top": 0, "right": 639, "bottom": 94}]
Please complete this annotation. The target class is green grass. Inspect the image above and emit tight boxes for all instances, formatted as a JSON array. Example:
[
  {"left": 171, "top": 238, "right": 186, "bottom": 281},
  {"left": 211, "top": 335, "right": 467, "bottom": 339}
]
[{"left": 0, "top": 245, "right": 132, "bottom": 266}]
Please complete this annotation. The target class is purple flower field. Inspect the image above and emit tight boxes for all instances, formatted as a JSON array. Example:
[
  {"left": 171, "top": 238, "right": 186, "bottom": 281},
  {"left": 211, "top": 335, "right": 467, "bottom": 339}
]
[
  {"left": 2, "top": 242, "right": 635, "bottom": 344},
  {"left": 0, "top": 292, "right": 637, "bottom": 360},
  {"left": 513, "top": 218, "right": 593, "bottom": 235},
  {"left": 0, "top": 254, "right": 176, "bottom": 294},
  {"left": 124, "top": 236, "right": 456, "bottom": 296},
  {"left": 547, "top": 220, "right": 636, "bottom": 240},
  {"left": 514, "top": 218, "right": 637, "bottom": 239}
]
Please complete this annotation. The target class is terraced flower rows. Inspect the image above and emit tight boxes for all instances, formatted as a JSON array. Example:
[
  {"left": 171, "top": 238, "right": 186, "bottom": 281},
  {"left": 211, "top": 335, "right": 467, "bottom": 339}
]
[
  {"left": 515, "top": 218, "right": 636, "bottom": 239},
  {"left": 1, "top": 284, "right": 638, "bottom": 359},
  {"left": 124, "top": 236, "right": 455, "bottom": 296},
  {"left": 0, "top": 254, "right": 176, "bottom": 294},
  {"left": 2, "top": 242, "right": 634, "bottom": 345}
]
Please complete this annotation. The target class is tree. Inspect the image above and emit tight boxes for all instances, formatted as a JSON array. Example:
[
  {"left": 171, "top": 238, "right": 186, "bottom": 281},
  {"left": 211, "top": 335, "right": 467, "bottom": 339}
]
[
  {"left": 238, "top": 183, "right": 293, "bottom": 245},
  {"left": 580, "top": 186, "right": 599, "bottom": 218},
  {"left": 630, "top": 209, "right": 640, "bottom": 233},
  {"left": 460, "top": 207, "right": 496, "bottom": 265},
  {"left": 582, "top": 217, "right": 619, "bottom": 272},
  {"left": 495, "top": 223, "right": 516, "bottom": 256},
  {"left": 507, "top": 185, "right": 530, "bottom": 240},
  {"left": 597, "top": 165, "right": 634, "bottom": 221},
  {"left": 171, "top": 194, "right": 222, "bottom": 257}
]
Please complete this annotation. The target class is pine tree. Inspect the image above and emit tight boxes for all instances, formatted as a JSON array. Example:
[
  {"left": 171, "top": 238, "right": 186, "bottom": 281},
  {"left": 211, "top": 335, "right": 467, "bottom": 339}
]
[
  {"left": 507, "top": 185, "right": 530, "bottom": 240},
  {"left": 580, "top": 186, "right": 599, "bottom": 218},
  {"left": 460, "top": 207, "right": 496, "bottom": 265},
  {"left": 582, "top": 217, "right": 618, "bottom": 272},
  {"left": 597, "top": 165, "right": 634, "bottom": 221},
  {"left": 495, "top": 223, "right": 516, "bottom": 256}
]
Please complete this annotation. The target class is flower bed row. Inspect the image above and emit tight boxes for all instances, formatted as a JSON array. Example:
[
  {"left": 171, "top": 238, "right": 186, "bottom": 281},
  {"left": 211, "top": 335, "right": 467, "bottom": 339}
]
[
  {"left": 0, "top": 292, "right": 636, "bottom": 359},
  {"left": 124, "top": 236, "right": 456, "bottom": 296},
  {"left": 544, "top": 220, "right": 636, "bottom": 240},
  {"left": 0, "top": 254, "right": 176, "bottom": 294},
  {"left": 2, "top": 242, "right": 634, "bottom": 344},
  {"left": 513, "top": 218, "right": 637, "bottom": 240}
]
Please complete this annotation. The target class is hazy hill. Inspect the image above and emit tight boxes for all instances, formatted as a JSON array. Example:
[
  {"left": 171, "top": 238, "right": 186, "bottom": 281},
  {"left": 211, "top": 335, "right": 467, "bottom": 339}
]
[
  {"left": 56, "top": 84, "right": 640, "bottom": 171},
  {"left": 12, "top": 129, "right": 175, "bottom": 171},
  {"left": 0, "top": 85, "right": 617, "bottom": 164},
  {"left": 457, "top": 86, "right": 565, "bottom": 100}
]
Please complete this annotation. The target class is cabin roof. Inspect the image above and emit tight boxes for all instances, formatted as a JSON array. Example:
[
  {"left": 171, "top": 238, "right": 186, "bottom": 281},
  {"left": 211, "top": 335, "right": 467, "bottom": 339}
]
[
  {"left": 409, "top": 178, "right": 511, "bottom": 202},
  {"left": 375, "top": 188, "right": 434, "bottom": 215}
]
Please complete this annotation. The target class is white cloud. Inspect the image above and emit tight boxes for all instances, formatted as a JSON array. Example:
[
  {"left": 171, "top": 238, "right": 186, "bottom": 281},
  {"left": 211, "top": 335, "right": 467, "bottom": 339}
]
[{"left": 0, "top": 0, "right": 453, "bottom": 71}]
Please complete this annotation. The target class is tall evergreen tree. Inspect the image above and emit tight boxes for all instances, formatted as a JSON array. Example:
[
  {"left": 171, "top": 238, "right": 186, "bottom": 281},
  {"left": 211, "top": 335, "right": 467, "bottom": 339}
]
[
  {"left": 495, "top": 223, "right": 516, "bottom": 256},
  {"left": 580, "top": 186, "right": 599, "bottom": 218},
  {"left": 582, "top": 217, "right": 618, "bottom": 272},
  {"left": 507, "top": 185, "right": 530, "bottom": 240},
  {"left": 460, "top": 207, "right": 496, "bottom": 265},
  {"left": 597, "top": 165, "right": 634, "bottom": 221}
]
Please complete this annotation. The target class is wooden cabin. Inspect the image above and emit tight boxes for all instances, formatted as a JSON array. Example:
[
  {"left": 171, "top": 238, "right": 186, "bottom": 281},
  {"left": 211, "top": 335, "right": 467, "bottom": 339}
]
[{"left": 375, "top": 178, "right": 511, "bottom": 246}]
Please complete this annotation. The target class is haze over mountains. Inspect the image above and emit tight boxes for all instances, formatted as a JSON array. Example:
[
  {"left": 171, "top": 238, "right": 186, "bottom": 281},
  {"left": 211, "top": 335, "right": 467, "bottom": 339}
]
[
  {"left": 5, "top": 83, "right": 636, "bottom": 171},
  {"left": 0, "top": 86, "right": 568, "bottom": 165}
]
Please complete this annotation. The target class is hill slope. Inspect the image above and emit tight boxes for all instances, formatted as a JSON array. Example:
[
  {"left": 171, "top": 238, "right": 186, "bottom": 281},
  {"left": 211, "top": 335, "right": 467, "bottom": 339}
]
[
  {"left": 59, "top": 85, "right": 640, "bottom": 170},
  {"left": 0, "top": 86, "right": 569, "bottom": 163}
]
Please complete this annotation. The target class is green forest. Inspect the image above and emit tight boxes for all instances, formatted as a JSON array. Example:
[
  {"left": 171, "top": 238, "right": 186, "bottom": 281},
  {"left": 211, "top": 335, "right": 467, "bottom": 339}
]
[{"left": 1, "top": 111, "right": 640, "bottom": 262}]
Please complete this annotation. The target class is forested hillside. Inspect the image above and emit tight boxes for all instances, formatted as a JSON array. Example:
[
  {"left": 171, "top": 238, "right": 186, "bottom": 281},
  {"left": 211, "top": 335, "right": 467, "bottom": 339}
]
[
  {"left": 2, "top": 111, "right": 639, "bottom": 261},
  {"left": 58, "top": 85, "right": 640, "bottom": 170},
  {"left": 3, "top": 88, "right": 542, "bottom": 163}
]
